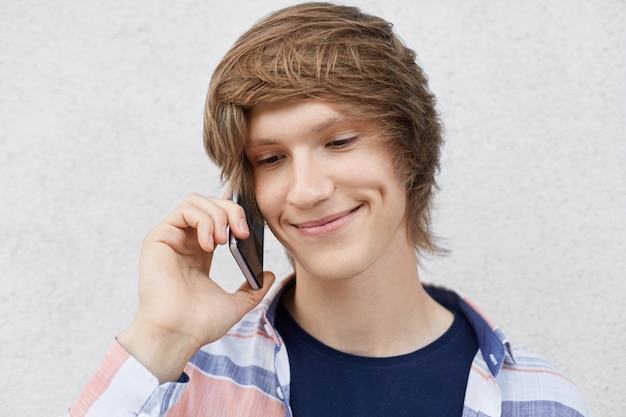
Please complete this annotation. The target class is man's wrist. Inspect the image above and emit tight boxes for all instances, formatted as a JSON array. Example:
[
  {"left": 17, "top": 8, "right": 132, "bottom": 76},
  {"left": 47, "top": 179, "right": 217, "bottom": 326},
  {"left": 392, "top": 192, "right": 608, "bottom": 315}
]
[{"left": 117, "top": 321, "right": 199, "bottom": 383}]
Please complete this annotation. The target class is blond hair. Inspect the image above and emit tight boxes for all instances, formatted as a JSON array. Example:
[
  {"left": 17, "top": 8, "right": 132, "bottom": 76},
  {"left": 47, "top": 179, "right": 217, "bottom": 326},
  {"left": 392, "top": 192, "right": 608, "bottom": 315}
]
[{"left": 204, "top": 2, "right": 444, "bottom": 254}]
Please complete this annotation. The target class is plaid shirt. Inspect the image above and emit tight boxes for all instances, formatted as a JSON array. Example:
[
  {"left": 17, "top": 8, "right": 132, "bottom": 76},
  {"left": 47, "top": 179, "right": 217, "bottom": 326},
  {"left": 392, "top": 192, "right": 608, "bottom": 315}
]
[{"left": 68, "top": 277, "right": 591, "bottom": 417}]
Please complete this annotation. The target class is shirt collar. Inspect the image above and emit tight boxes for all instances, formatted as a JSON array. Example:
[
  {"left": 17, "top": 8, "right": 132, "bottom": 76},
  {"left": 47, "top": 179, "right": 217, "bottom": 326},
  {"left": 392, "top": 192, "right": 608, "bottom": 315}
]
[
  {"left": 259, "top": 275, "right": 514, "bottom": 378},
  {"left": 424, "top": 284, "right": 516, "bottom": 377}
]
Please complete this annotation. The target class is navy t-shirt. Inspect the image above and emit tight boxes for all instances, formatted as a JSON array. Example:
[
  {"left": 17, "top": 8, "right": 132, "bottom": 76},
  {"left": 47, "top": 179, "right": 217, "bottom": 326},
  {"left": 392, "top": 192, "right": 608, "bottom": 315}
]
[{"left": 275, "top": 301, "right": 478, "bottom": 417}]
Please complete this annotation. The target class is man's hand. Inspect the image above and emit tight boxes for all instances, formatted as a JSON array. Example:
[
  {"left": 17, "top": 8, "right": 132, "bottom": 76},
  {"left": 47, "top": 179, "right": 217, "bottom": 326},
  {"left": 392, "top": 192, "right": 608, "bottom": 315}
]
[{"left": 117, "top": 192, "right": 275, "bottom": 383}]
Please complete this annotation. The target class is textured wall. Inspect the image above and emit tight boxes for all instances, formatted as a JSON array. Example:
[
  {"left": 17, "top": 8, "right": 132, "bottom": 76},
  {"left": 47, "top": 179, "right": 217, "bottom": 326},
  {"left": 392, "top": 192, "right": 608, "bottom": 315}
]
[{"left": 1, "top": 1, "right": 623, "bottom": 415}]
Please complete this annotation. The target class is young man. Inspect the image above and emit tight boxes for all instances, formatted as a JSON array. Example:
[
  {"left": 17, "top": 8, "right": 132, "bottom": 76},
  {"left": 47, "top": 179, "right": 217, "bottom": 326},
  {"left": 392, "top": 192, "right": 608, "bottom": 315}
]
[{"left": 68, "top": 3, "right": 590, "bottom": 416}]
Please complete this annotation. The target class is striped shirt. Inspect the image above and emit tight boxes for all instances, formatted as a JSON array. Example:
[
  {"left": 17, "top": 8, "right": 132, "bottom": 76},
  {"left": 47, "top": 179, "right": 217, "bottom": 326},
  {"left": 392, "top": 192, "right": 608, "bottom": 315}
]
[{"left": 68, "top": 277, "right": 591, "bottom": 416}]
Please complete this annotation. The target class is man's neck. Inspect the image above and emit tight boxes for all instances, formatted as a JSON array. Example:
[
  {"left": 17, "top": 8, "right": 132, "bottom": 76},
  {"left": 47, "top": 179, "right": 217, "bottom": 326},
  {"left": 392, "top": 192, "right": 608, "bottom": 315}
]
[{"left": 283, "top": 243, "right": 453, "bottom": 358}]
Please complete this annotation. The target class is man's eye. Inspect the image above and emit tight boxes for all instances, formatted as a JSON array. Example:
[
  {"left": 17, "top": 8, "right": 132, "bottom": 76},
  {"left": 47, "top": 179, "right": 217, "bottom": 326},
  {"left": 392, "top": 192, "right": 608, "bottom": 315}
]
[
  {"left": 257, "top": 155, "right": 283, "bottom": 166},
  {"left": 327, "top": 136, "right": 358, "bottom": 148}
]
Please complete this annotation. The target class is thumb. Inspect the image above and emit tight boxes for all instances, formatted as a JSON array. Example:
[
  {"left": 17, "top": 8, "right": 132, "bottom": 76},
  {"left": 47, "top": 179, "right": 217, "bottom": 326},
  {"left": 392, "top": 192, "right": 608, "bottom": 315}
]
[{"left": 232, "top": 271, "right": 277, "bottom": 316}]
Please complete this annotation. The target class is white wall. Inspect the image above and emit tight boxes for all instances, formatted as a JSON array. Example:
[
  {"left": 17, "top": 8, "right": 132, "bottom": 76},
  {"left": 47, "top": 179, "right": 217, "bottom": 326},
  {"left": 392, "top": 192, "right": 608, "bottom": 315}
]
[{"left": 1, "top": 0, "right": 623, "bottom": 415}]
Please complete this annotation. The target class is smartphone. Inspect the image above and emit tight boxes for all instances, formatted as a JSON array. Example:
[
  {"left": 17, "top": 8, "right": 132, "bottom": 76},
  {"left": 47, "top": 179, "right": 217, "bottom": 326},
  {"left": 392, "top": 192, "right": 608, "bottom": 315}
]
[{"left": 229, "top": 193, "right": 264, "bottom": 289}]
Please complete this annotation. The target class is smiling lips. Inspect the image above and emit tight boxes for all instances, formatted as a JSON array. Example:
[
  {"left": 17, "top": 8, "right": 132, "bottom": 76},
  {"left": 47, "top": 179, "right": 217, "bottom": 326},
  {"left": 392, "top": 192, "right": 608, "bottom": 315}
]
[{"left": 293, "top": 206, "right": 360, "bottom": 237}]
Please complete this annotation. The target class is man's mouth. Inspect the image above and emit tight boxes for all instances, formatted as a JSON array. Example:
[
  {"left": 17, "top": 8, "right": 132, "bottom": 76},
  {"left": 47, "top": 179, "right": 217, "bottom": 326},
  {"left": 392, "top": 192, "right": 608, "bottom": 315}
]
[{"left": 293, "top": 206, "right": 361, "bottom": 236}]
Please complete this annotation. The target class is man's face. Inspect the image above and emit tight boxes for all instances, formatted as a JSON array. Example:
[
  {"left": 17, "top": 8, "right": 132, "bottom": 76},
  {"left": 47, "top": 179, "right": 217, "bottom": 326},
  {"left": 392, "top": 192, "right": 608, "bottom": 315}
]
[{"left": 245, "top": 99, "right": 409, "bottom": 281}]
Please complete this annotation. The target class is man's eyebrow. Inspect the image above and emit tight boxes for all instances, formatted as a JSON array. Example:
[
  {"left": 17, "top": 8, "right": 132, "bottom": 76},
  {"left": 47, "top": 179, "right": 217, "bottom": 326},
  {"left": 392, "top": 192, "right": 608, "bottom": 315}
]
[
  {"left": 309, "top": 116, "right": 346, "bottom": 134},
  {"left": 247, "top": 115, "right": 361, "bottom": 147}
]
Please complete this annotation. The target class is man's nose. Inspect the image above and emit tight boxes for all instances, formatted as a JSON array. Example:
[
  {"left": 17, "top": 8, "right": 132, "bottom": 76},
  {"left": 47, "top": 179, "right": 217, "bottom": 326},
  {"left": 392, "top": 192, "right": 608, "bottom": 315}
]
[{"left": 285, "top": 155, "right": 334, "bottom": 209}]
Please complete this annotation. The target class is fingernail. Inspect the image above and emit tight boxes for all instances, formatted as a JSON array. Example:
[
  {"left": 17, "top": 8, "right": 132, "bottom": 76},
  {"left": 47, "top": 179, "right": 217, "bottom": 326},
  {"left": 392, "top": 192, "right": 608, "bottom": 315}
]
[{"left": 239, "top": 218, "right": 249, "bottom": 233}]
